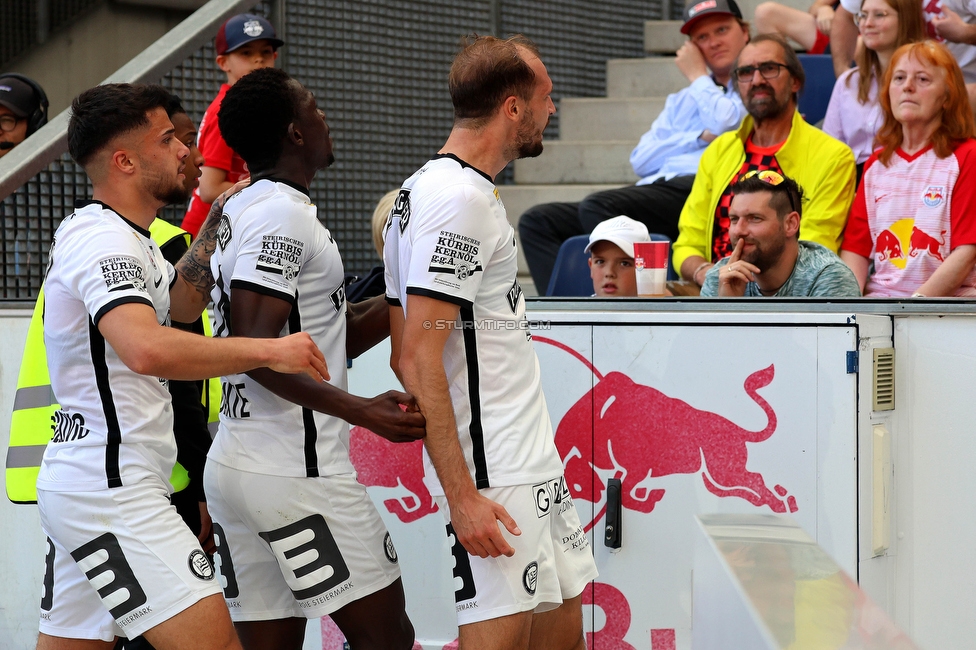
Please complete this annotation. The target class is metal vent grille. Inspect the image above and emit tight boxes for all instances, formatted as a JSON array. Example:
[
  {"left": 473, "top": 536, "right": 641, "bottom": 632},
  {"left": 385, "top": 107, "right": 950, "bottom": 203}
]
[
  {"left": 873, "top": 347, "right": 895, "bottom": 411},
  {"left": 2, "top": 0, "right": 669, "bottom": 300}
]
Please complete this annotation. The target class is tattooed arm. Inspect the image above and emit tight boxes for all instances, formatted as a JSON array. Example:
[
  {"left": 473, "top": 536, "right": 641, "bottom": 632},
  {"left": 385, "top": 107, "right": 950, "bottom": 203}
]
[{"left": 170, "top": 180, "right": 248, "bottom": 323}]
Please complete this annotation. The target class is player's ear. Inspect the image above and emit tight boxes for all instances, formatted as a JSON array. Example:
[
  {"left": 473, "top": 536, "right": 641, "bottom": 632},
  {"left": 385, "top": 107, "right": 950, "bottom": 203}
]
[
  {"left": 111, "top": 149, "right": 136, "bottom": 176},
  {"left": 502, "top": 95, "right": 520, "bottom": 122},
  {"left": 287, "top": 122, "right": 303, "bottom": 146}
]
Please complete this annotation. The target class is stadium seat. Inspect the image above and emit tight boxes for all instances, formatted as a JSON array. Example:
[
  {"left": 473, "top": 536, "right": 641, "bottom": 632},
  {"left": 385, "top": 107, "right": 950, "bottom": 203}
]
[
  {"left": 797, "top": 54, "right": 836, "bottom": 126},
  {"left": 545, "top": 233, "right": 676, "bottom": 297}
]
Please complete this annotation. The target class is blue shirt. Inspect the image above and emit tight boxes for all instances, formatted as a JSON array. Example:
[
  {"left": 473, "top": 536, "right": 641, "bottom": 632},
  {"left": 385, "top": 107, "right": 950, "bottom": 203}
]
[{"left": 629, "top": 74, "right": 745, "bottom": 186}]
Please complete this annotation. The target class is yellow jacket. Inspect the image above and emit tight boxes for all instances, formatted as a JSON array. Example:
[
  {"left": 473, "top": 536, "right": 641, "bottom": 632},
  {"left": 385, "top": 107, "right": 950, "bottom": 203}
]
[{"left": 673, "top": 110, "right": 856, "bottom": 273}]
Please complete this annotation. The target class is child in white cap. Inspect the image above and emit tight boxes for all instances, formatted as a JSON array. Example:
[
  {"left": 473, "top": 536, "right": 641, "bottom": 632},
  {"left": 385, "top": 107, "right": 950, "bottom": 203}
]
[{"left": 585, "top": 215, "right": 651, "bottom": 297}]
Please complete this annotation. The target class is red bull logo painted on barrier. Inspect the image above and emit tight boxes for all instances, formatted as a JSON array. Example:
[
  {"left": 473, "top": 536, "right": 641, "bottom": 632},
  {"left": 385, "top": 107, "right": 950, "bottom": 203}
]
[{"left": 535, "top": 337, "right": 797, "bottom": 530}]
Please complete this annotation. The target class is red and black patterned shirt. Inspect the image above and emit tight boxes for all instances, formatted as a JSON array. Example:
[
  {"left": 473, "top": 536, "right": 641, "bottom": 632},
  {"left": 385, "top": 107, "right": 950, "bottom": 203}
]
[{"left": 712, "top": 138, "right": 785, "bottom": 260}]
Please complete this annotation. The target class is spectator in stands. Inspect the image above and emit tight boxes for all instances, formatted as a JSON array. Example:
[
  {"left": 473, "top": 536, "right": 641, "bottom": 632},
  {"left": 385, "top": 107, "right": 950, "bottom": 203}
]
[
  {"left": 180, "top": 13, "right": 283, "bottom": 237},
  {"left": 841, "top": 41, "right": 976, "bottom": 296},
  {"left": 831, "top": 0, "right": 862, "bottom": 77},
  {"left": 823, "top": 0, "right": 926, "bottom": 172},
  {"left": 675, "top": 33, "right": 856, "bottom": 288},
  {"left": 586, "top": 215, "right": 651, "bottom": 297},
  {"left": 753, "top": 0, "right": 837, "bottom": 55},
  {"left": 701, "top": 171, "right": 861, "bottom": 296},
  {"left": 0, "top": 73, "right": 48, "bottom": 158},
  {"left": 929, "top": 0, "right": 976, "bottom": 107},
  {"left": 517, "top": 0, "right": 749, "bottom": 292}
]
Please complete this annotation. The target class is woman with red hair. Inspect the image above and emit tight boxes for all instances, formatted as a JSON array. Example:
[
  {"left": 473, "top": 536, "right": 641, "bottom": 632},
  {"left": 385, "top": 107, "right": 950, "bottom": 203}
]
[{"left": 840, "top": 40, "right": 976, "bottom": 297}]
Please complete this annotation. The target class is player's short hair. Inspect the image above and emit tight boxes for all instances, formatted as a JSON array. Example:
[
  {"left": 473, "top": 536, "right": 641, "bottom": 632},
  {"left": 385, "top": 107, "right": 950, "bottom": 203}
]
[
  {"left": 68, "top": 83, "right": 173, "bottom": 168},
  {"left": 162, "top": 92, "right": 187, "bottom": 120},
  {"left": 449, "top": 34, "right": 540, "bottom": 127},
  {"left": 219, "top": 67, "right": 302, "bottom": 171},
  {"left": 730, "top": 171, "right": 804, "bottom": 220}
]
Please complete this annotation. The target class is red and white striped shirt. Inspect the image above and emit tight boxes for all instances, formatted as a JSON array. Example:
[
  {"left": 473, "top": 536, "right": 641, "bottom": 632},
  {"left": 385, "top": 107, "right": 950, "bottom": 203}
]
[{"left": 842, "top": 139, "right": 976, "bottom": 297}]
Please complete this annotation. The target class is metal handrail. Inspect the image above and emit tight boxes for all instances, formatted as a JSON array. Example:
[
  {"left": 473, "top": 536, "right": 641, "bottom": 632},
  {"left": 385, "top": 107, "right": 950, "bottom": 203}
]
[{"left": 0, "top": 0, "right": 255, "bottom": 201}]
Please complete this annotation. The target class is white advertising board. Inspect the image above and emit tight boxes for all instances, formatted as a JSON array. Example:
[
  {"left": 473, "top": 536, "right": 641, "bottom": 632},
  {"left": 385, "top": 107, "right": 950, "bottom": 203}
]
[{"left": 343, "top": 321, "right": 859, "bottom": 650}]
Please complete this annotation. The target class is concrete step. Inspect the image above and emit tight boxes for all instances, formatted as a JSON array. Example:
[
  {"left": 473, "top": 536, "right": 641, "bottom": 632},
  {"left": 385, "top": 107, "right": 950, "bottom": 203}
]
[
  {"left": 559, "top": 96, "right": 665, "bottom": 141},
  {"left": 498, "top": 183, "right": 626, "bottom": 228},
  {"left": 644, "top": 20, "right": 686, "bottom": 54},
  {"left": 607, "top": 57, "right": 689, "bottom": 98},
  {"left": 514, "top": 141, "right": 640, "bottom": 185},
  {"left": 499, "top": 184, "right": 624, "bottom": 278}
]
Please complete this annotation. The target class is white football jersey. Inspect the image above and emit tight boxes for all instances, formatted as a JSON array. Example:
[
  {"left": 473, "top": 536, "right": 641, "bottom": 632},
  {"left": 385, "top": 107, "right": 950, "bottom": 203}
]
[
  {"left": 37, "top": 201, "right": 178, "bottom": 492},
  {"left": 208, "top": 178, "right": 353, "bottom": 477},
  {"left": 384, "top": 154, "right": 562, "bottom": 495}
]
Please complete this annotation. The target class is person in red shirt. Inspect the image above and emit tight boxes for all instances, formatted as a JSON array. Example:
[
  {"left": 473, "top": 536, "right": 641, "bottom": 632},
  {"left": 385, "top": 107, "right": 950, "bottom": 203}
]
[
  {"left": 181, "top": 13, "right": 283, "bottom": 237},
  {"left": 840, "top": 40, "right": 976, "bottom": 297}
]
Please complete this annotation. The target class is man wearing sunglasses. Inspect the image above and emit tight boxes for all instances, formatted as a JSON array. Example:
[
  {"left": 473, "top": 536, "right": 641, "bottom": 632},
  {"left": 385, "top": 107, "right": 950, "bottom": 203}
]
[
  {"left": 673, "top": 32, "right": 856, "bottom": 289},
  {"left": 700, "top": 171, "right": 861, "bottom": 297}
]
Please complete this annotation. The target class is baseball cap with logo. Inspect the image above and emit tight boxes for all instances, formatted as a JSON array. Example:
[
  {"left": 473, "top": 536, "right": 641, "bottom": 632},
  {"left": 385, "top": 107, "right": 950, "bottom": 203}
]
[
  {"left": 681, "top": 0, "right": 743, "bottom": 34},
  {"left": 0, "top": 76, "right": 39, "bottom": 118},
  {"left": 585, "top": 216, "right": 652, "bottom": 259},
  {"left": 215, "top": 13, "right": 285, "bottom": 55}
]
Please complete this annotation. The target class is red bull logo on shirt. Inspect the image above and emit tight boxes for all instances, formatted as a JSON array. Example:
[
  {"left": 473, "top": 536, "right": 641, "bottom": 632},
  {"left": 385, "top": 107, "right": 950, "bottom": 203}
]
[
  {"left": 875, "top": 229, "right": 904, "bottom": 263},
  {"left": 909, "top": 226, "right": 945, "bottom": 262},
  {"left": 922, "top": 185, "right": 944, "bottom": 208},
  {"left": 876, "top": 219, "right": 946, "bottom": 269}
]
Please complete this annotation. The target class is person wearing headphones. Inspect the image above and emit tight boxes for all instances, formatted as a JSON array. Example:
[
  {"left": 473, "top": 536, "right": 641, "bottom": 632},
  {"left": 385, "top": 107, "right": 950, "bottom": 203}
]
[{"left": 0, "top": 73, "right": 49, "bottom": 158}]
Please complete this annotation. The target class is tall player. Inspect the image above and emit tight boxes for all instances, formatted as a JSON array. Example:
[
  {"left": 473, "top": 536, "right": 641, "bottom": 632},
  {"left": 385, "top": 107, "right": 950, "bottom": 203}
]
[
  {"left": 204, "top": 68, "right": 425, "bottom": 650},
  {"left": 37, "top": 83, "right": 327, "bottom": 650},
  {"left": 385, "top": 36, "right": 599, "bottom": 650}
]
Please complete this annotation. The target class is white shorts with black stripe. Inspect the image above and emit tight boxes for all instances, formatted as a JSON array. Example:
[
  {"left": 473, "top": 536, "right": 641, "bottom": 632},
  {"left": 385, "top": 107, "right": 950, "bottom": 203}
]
[
  {"left": 437, "top": 475, "right": 599, "bottom": 625},
  {"left": 203, "top": 461, "right": 401, "bottom": 620},
  {"left": 37, "top": 476, "right": 223, "bottom": 642}
]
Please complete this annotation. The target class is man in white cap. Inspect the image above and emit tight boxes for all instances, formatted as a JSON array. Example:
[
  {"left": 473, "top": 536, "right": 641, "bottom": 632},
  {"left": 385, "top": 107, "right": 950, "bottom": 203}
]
[{"left": 587, "top": 216, "right": 652, "bottom": 297}]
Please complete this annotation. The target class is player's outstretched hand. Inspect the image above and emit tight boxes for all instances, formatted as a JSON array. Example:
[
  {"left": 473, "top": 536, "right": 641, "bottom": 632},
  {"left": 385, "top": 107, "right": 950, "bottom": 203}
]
[
  {"left": 267, "top": 332, "right": 330, "bottom": 381},
  {"left": 452, "top": 492, "right": 521, "bottom": 558},
  {"left": 362, "top": 391, "right": 427, "bottom": 442}
]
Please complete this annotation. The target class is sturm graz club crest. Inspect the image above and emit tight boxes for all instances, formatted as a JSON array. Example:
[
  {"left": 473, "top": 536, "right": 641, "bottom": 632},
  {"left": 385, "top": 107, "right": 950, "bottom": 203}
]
[
  {"left": 188, "top": 549, "right": 215, "bottom": 580},
  {"left": 522, "top": 561, "right": 538, "bottom": 595},
  {"left": 383, "top": 532, "right": 398, "bottom": 564}
]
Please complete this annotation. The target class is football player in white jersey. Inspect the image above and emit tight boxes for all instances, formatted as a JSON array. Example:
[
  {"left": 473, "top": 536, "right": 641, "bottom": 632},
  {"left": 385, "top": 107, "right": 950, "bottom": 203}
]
[
  {"left": 37, "top": 84, "right": 329, "bottom": 650},
  {"left": 385, "top": 36, "right": 598, "bottom": 650},
  {"left": 204, "top": 68, "right": 425, "bottom": 650}
]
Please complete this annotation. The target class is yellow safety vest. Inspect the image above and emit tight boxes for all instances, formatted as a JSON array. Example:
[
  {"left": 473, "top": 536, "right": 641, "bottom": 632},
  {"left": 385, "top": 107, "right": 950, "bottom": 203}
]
[{"left": 5, "top": 218, "right": 220, "bottom": 503}]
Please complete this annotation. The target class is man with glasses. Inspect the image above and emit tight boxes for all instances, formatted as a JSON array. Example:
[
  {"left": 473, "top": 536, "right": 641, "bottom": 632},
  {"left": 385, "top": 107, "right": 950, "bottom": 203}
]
[
  {"left": 700, "top": 171, "right": 861, "bottom": 297},
  {"left": 673, "top": 33, "right": 856, "bottom": 289},
  {"left": 0, "top": 73, "right": 48, "bottom": 158}
]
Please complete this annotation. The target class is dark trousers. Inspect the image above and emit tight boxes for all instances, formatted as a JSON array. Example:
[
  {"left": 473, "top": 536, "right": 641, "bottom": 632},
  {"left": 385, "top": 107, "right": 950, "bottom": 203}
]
[{"left": 517, "top": 174, "right": 695, "bottom": 291}]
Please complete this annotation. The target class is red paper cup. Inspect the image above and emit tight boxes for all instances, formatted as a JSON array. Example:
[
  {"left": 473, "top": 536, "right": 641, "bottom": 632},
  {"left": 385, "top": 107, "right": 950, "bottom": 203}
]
[{"left": 634, "top": 241, "right": 669, "bottom": 296}]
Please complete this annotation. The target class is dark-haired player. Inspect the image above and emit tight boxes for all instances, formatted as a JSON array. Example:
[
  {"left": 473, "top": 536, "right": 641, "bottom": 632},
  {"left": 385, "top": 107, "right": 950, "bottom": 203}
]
[
  {"left": 205, "top": 68, "right": 424, "bottom": 650},
  {"left": 385, "top": 36, "right": 598, "bottom": 650},
  {"left": 36, "top": 83, "right": 328, "bottom": 650}
]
